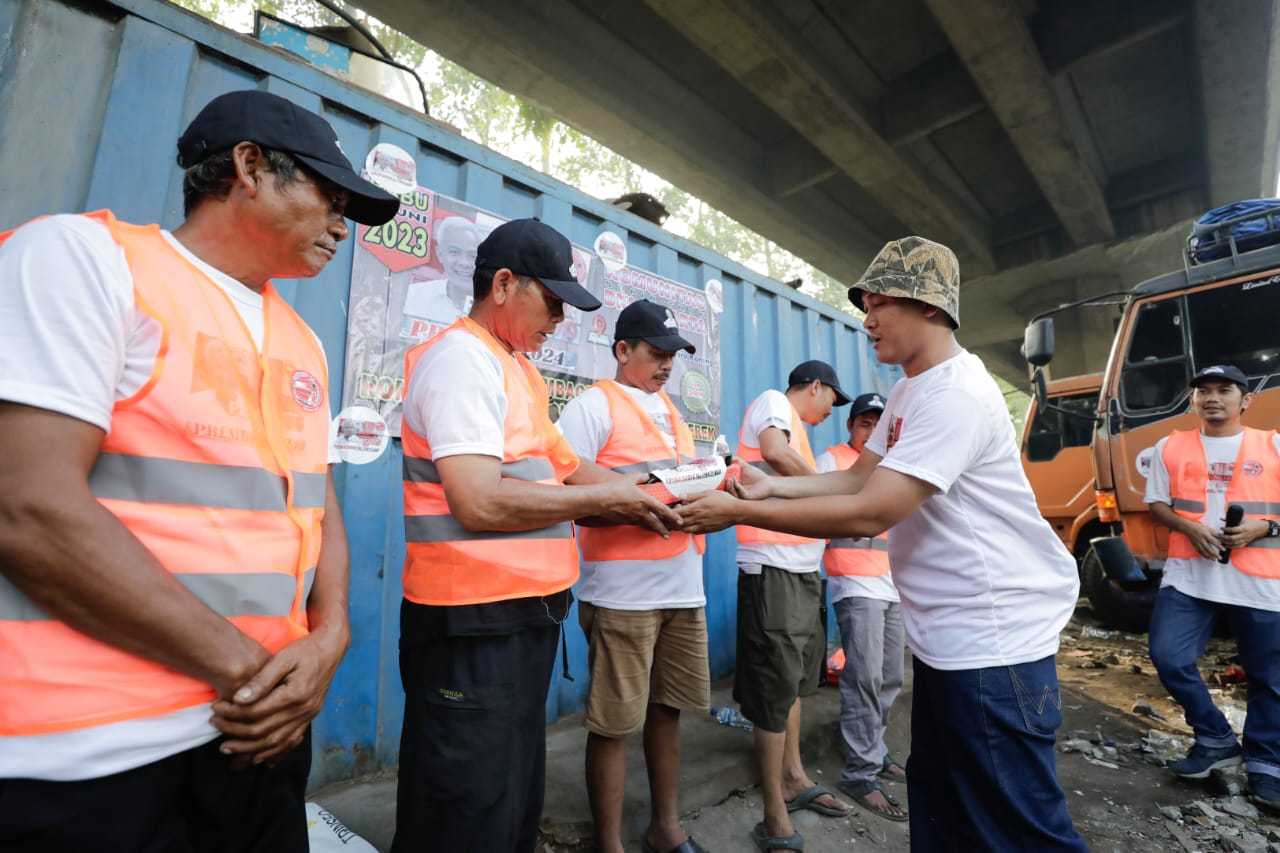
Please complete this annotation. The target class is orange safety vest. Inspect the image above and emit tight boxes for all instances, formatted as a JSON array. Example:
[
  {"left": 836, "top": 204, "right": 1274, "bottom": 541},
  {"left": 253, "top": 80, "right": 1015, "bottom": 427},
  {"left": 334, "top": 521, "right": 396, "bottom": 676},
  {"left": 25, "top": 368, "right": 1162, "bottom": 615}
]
[
  {"left": 736, "top": 394, "right": 819, "bottom": 547},
  {"left": 1164, "top": 427, "right": 1280, "bottom": 578},
  {"left": 820, "top": 444, "right": 890, "bottom": 578},
  {"left": 0, "top": 210, "right": 329, "bottom": 736},
  {"left": 401, "top": 317, "right": 580, "bottom": 605},
  {"left": 577, "top": 380, "right": 706, "bottom": 561}
]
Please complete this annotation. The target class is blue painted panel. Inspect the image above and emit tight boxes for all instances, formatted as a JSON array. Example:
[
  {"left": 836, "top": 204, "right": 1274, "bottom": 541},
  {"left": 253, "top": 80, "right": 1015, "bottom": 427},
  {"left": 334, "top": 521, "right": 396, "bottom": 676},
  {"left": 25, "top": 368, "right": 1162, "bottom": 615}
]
[{"left": 2, "top": 0, "right": 901, "bottom": 789}]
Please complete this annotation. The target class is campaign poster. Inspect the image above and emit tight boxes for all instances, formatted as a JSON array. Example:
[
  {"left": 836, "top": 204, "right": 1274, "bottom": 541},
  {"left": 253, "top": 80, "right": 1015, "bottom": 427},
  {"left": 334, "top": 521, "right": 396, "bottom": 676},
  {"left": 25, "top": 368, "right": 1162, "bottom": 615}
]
[{"left": 342, "top": 185, "right": 722, "bottom": 449}]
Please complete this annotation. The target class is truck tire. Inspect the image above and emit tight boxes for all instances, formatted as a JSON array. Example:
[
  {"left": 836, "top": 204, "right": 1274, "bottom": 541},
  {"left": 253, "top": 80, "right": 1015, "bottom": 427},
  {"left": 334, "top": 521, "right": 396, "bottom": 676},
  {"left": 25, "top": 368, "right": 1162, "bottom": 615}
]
[{"left": 1080, "top": 548, "right": 1156, "bottom": 633}]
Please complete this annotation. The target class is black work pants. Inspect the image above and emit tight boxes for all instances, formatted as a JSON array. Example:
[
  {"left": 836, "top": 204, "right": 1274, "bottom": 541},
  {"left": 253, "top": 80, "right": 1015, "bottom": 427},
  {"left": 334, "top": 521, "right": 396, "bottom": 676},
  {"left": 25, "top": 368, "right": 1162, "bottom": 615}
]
[
  {"left": 0, "top": 730, "right": 311, "bottom": 853},
  {"left": 392, "top": 598, "right": 563, "bottom": 853}
]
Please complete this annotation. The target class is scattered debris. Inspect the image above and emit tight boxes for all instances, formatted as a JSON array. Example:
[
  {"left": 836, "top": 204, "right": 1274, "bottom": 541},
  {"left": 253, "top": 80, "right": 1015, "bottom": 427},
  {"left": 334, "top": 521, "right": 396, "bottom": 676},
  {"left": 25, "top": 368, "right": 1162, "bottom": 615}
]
[
  {"left": 1082, "top": 625, "right": 1119, "bottom": 639},
  {"left": 1132, "top": 702, "right": 1168, "bottom": 722},
  {"left": 1219, "top": 796, "right": 1261, "bottom": 820}
]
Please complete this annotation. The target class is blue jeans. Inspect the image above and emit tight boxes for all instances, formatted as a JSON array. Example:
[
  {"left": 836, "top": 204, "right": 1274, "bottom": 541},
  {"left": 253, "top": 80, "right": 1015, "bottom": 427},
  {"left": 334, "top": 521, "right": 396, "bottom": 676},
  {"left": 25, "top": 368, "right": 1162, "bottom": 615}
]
[
  {"left": 1148, "top": 585, "right": 1280, "bottom": 778},
  {"left": 907, "top": 655, "right": 1086, "bottom": 852}
]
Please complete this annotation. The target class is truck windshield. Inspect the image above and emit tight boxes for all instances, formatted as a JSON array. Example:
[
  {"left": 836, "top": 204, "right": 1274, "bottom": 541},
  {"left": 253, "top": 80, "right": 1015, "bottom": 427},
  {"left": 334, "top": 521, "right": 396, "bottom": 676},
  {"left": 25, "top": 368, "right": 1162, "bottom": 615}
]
[
  {"left": 1188, "top": 276, "right": 1280, "bottom": 381},
  {"left": 1026, "top": 391, "right": 1098, "bottom": 462},
  {"left": 1121, "top": 298, "right": 1187, "bottom": 413}
]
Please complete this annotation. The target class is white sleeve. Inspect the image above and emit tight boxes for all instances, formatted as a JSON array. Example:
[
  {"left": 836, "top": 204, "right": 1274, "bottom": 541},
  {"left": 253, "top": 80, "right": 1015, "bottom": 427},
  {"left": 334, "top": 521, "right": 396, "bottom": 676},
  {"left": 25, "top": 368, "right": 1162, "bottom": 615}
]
[
  {"left": 877, "top": 387, "right": 985, "bottom": 494},
  {"left": 743, "top": 389, "right": 792, "bottom": 446},
  {"left": 0, "top": 215, "right": 132, "bottom": 431},
  {"left": 556, "top": 388, "right": 612, "bottom": 463},
  {"left": 815, "top": 450, "right": 837, "bottom": 474},
  {"left": 1144, "top": 438, "right": 1172, "bottom": 505},
  {"left": 403, "top": 340, "right": 506, "bottom": 460}
]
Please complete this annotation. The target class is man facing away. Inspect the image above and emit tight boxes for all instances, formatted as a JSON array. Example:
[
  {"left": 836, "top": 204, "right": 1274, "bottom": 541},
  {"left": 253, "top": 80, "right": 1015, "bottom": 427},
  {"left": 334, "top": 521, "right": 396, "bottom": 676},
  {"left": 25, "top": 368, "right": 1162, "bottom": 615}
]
[
  {"left": 393, "top": 219, "right": 681, "bottom": 852},
  {"left": 557, "top": 298, "right": 710, "bottom": 853},
  {"left": 0, "top": 89, "right": 400, "bottom": 851},
  {"left": 680, "top": 237, "right": 1086, "bottom": 852},
  {"left": 1145, "top": 363, "right": 1280, "bottom": 811},
  {"left": 733, "top": 359, "right": 853, "bottom": 849},
  {"left": 815, "top": 393, "right": 908, "bottom": 823}
]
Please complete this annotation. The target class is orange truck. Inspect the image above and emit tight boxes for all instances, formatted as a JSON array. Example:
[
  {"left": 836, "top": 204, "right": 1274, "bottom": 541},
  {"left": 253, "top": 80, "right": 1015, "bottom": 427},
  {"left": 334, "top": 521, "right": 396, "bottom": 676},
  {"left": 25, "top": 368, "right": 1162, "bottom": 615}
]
[
  {"left": 1021, "top": 373, "right": 1104, "bottom": 560},
  {"left": 1022, "top": 207, "right": 1280, "bottom": 631}
]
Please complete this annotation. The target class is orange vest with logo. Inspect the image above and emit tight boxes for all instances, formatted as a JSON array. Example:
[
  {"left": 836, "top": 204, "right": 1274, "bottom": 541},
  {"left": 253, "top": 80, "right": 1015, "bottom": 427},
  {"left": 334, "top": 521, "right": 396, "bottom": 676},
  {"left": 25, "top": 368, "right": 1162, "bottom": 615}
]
[
  {"left": 1163, "top": 427, "right": 1280, "bottom": 578},
  {"left": 401, "top": 317, "right": 580, "bottom": 605},
  {"left": 577, "top": 380, "right": 706, "bottom": 561},
  {"left": 0, "top": 210, "right": 329, "bottom": 736},
  {"left": 820, "top": 444, "right": 890, "bottom": 577},
  {"left": 736, "top": 394, "right": 819, "bottom": 547}
]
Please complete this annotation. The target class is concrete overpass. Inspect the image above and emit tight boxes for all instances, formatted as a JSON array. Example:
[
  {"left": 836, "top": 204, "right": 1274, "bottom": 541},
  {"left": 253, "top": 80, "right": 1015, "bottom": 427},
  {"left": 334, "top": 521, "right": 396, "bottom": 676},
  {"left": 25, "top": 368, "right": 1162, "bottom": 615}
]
[{"left": 351, "top": 0, "right": 1280, "bottom": 382}]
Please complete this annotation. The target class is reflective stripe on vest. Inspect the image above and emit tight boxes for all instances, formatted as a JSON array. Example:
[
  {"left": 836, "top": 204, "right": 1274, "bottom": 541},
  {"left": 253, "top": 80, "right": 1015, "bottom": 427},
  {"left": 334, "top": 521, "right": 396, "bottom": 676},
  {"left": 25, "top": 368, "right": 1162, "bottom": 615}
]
[
  {"left": 401, "top": 318, "right": 579, "bottom": 605},
  {"left": 577, "top": 380, "right": 706, "bottom": 562},
  {"left": 1164, "top": 427, "right": 1280, "bottom": 578},
  {"left": 736, "top": 395, "right": 819, "bottom": 546},
  {"left": 0, "top": 211, "right": 329, "bottom": 736},
  {"left": 820, "top": 444, "right": 891, "bottom": 577}
]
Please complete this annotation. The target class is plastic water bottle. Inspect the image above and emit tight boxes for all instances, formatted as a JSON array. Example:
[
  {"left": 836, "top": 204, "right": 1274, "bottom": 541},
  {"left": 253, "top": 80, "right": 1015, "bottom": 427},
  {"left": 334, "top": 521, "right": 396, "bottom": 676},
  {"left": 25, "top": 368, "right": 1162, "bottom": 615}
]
[{"left": 710, "top": 705, "right": 754, "bottom": 731}]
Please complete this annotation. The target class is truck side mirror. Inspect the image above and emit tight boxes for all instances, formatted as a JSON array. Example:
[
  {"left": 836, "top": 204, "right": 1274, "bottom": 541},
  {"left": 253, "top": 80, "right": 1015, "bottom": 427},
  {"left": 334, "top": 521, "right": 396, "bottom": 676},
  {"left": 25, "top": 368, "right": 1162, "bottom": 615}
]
[
  {"left": 1032, "top": 367, "right": 1048, "bottom": 408},
  {"left": 1023, "top": 317, "right": 1055, "bottom": 367}
]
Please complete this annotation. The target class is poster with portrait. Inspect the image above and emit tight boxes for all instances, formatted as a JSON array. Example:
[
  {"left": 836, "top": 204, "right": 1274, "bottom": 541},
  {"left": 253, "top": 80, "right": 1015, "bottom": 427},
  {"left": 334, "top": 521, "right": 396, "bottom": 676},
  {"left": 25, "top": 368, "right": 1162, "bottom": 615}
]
[{"left": 342, "top": 181, "right": 722, "bottom": 449}]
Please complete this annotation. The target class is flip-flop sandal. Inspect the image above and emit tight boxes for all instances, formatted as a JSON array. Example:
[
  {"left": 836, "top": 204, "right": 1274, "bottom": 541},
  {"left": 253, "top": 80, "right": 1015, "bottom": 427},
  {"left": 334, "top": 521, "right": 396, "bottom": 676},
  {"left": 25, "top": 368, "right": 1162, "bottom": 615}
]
[
  {"left": 785, "top": 783, "right": 848, "bottom": 817},
  {"left": 844, "top": 784, "right": 908, "bottom": 822},
  {"left": 752, "top": 822, "right": 804, "bottom": 851},
  {"left": 641, "top": 837, "right": 709, "bottom": 853}
]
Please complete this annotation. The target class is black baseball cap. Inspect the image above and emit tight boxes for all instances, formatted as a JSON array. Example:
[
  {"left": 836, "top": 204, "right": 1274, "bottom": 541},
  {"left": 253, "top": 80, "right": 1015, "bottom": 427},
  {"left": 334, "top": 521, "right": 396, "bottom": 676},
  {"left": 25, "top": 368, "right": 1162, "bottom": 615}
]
[
  {"left": 615, "top": 299, "right": 695, "bottom": 353},
  {"left": 475, "top": 219, "right": 602, "bottom": 311},
  {"left": 176, "top": 90, "right": 400, "bottom": 226},
  {"left": 1189, "top": 364, "right": 1250, "bottom": 391},
  {"left": 848, "top": 392, "right": 886, "bottom": 417},
  {"left": 788, "top": 359, "right": 851, "bottom": 406}
]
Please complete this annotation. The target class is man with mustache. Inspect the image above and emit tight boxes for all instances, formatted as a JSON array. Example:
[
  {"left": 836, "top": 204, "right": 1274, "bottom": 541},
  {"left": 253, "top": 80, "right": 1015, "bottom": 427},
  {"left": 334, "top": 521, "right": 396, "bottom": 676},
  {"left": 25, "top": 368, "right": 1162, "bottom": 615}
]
[
  {"left": 394, "top": 221, "right": 682, "bottom": 852},
  {"left": 680, "top": 237, "right": 1085, "bottom": 851},
  {"left": 556, "top": 298, "right": 709, "bottom": 853},
  {"left": 0, "top": 90, "right": 400, "bottom": 850},
  {"left": 1145, "top": 365, "right": 1280, "bottom": 811}
]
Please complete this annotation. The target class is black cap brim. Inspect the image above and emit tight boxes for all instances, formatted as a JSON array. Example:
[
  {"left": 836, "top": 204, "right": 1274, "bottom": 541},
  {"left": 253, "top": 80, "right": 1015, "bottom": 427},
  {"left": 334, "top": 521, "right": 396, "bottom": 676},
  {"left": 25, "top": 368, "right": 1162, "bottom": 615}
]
[
  {"left": 294, "top": 154, "right": 401, "bottom": 226},
  {"left": 639, "top": 333, "right": 696, "bottom": 355},
  {"left": 829, "top": 385, "right": 852, "bottom": 406},
  {"left": 1189, "top": 375, "right": 1249, "bottom": 391},
  {"left": 541, "top": 276, "right": 603, "bottom": 312},
  {"left": 848, "top": 287, "right": 867, "bottom": 312}
]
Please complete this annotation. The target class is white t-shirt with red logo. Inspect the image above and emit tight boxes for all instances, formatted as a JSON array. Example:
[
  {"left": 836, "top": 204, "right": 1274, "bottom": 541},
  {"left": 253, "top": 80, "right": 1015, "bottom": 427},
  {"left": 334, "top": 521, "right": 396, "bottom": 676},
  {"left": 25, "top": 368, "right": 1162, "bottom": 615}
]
[
  {"left": 864, "top": 350, "right": 1079, "bottom": 671},
  {"left": 0, "top": 214, "right": 336, "bottom": 781},
  {"left": 1145, "top": 431, "right": 1280, "bottom": 612}
]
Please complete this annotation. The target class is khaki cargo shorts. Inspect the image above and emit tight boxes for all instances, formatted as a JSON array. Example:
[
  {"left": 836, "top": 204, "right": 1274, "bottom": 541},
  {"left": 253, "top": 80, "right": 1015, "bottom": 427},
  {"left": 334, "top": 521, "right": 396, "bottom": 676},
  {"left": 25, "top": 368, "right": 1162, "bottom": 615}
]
[{"left": 579, "top": 602, "right": 712, "bottom": 738}]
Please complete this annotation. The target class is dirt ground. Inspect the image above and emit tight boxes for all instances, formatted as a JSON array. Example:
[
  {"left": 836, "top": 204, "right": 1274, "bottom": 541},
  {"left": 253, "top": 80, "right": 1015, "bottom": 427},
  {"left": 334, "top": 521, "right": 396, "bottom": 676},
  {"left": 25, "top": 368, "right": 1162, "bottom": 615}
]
[{"left": 314, "top": 602, "right": 1280, "bottom": 852}]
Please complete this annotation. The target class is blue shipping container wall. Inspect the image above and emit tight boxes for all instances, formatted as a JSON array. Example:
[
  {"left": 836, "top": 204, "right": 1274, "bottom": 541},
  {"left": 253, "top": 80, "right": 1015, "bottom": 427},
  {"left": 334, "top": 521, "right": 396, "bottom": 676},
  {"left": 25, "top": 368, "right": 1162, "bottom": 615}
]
[{"left": 0, "top": 0, "right": 902, "bottom": 788}]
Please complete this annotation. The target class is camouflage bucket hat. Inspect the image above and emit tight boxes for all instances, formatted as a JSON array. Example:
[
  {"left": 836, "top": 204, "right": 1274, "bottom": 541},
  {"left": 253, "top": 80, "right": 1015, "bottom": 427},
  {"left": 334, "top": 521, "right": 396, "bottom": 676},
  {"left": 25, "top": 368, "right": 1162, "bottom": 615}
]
[{"left": 848, "top": 236, "right": 960, "bottom": 328}]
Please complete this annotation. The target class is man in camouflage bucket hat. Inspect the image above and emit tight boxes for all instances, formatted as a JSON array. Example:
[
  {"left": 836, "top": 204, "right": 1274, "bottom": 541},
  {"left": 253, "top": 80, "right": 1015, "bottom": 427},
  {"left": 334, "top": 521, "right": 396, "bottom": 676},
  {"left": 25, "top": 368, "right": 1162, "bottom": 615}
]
[
  {"left": 849, "top": 235, "right": 960, "bottom": 329},
  {"left": 679, "top": 237, "right": 1086, "bottom": 850}
]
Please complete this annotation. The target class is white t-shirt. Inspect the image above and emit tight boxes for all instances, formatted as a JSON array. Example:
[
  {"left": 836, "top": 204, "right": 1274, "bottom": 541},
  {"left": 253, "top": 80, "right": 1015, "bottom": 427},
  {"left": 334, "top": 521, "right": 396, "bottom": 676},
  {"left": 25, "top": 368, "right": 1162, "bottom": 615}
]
[
  {"left": 736, "top": 389, "right": 826, "bottom": 574},
  {"left": 0, "top": 214, "right": 335, "bottom": 781},
  {"left": 1144, "top": 431, "right": 1280, "bottom": 612},
  {"left": 557, "top": 384, "right": 705, "bottom": 610},
  {"left": 403, "top": 328, "right": 507, "bottom": 460},
  {"left": 864, "top": 350, "right": 1079, "bottom": 671},
  {"left": 816, "top": 447, "right": 899, "bottom": 604}
]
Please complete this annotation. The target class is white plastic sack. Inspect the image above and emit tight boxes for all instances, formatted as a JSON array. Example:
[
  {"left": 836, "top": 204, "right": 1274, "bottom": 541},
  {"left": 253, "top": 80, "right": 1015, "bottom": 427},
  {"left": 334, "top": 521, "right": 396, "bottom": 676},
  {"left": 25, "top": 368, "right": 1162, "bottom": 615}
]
[{"left": 306, "top": 802, "right": 378, "bottom": 853}]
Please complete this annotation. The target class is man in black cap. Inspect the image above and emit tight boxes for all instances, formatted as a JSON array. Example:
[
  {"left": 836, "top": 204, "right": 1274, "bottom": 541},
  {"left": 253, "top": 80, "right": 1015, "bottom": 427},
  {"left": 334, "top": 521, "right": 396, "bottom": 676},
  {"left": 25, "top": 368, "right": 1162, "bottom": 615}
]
[
  {"left": 1146, "top": 365, "right": 1280, "bottom": 808},
  {"left": 731, "top": 360, "right": 852, "bottom": 847},
  {"left": 815, "top": 392, "right": 908, "bottom": 822},
  {"left": 395, "top": 224, "right": 682, "bottom": 852},
  {"left": 557, "top": 298, "right": 709, "bottom": 853},
  {"left": 0, "top": 89, "right": 397, "bottom": 850}
]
